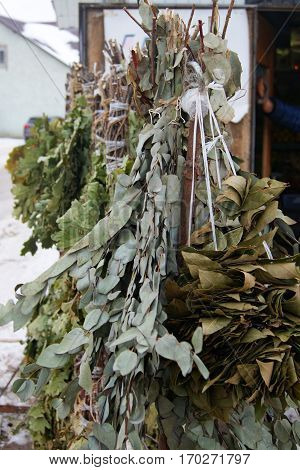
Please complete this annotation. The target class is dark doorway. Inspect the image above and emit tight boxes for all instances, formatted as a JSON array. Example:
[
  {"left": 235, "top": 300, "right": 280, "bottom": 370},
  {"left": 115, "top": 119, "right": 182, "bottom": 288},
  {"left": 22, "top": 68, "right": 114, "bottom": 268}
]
[{"left": 255, "top": 9, "right": 300, "bottom": 236}]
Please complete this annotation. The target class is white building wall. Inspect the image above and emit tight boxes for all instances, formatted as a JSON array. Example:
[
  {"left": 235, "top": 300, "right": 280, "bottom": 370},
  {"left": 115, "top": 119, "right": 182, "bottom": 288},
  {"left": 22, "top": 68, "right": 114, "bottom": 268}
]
[
  {"left": 0, "top": 23, "right": 69, "bottom": 137},
  {"left": 53, "top": 0, "right": 92, "bottom": 30},
  {"left": 53, "top": 0, "right": 246, "bottom": 30}
]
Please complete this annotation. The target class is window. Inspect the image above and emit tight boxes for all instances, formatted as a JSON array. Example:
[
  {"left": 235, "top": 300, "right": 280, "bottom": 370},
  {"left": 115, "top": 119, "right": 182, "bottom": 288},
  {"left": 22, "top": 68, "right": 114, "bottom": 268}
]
[{"left": 0, "top": 46, "right": 7, "bottom": 68}]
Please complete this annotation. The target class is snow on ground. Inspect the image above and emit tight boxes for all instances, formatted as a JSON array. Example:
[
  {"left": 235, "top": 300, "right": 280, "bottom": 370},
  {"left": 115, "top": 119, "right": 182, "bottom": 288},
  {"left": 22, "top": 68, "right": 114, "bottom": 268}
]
[
  {"left": 0, "top": 0, "right": 56, "bottom": 23},
  {"left": 0, "top": 412, "right": 32, "bottom": 449},
  {"left": 23, "top": 22, "right": 79, "bottom": 65},
  {"left": 0, "top": 138, "right": 58, "bottom": 406}
]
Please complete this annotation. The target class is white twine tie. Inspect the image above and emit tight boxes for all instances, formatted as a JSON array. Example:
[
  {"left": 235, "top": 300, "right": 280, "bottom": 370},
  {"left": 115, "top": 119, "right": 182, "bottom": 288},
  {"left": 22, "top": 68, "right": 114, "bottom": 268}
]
[
  {"left": 196, "top": 94, "right": 218, "bottom": 250},
  {"left": 206, "top": 90, "right": 222, "bottom": 189},
  {"left": 184, "top": 75, "right": 273, "bottom": 259}
]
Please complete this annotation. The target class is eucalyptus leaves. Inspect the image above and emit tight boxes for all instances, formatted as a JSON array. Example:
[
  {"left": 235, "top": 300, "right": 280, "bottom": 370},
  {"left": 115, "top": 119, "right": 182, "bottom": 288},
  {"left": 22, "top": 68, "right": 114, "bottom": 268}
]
[{"left": 1, "top": 1, "right": 299, "bottom": 450}]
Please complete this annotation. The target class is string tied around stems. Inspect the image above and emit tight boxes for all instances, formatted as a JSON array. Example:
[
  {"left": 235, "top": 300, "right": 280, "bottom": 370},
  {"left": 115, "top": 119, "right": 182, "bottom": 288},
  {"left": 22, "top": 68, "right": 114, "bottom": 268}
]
[{"left": 181, "top": 65, "right": 273, "bottom": 259}]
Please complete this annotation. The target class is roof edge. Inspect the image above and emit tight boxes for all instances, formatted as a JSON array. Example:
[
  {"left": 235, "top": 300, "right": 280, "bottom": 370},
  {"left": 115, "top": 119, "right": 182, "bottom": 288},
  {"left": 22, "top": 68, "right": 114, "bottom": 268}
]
[{"left": 0, "top": 15, "right": 72, "bottom": 67}]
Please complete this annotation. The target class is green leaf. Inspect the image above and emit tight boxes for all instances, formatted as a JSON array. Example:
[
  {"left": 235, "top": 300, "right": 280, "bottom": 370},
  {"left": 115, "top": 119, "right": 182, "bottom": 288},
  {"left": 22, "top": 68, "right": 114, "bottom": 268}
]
[
  {"left": 34, "top": 368, "right": 51, "bottom": 396},
  {"left": 242, "top": 186, "right": 274, "bottom": 212},
  {"left": 216, "top": 102, "right": 235, "bottom": 124},
  {"left": 229, "top": 50, "right": 242, "bottom": 88},
  {"left": 139, "top": 0, "right": 154, "bottom": 30},
  {"left": 224, "top": 175, "right": 247, "bottom": 197},
  {"left": 114, "top": 244, "right": 136, "bottom": 264},
  {"left": 83, "top": 309, "right": 101, "bottom": 330},
  {"left": 274, "top": 420, "right": 291, "bottom": 443},
  {"left": 256, "top": 360, "right": 274, "bottom": 388},
  {"left": 21, "top": 280, "right": 45, "bottom": 297},
  {"left": 36, "top": 344, "right": 70, "bottom": 368},
  {"left": 293, "top": 421, "right": 300, "bottom": 440},
  {"left": 94, "top": 423, "right": 116, "bottom": 449},
  {"left": 21, "top": 293, "right": 41, "bottom": 316},
  {"left": 12, "top": 378, "right": 35, "bottom": 401},
  {"left": 193, "top": 354, "right": 210, "bottom": 380},
  {"left": 148, "top": 174, "right": 162, "bottom": 193},
  {"left": 203, "top": 32, "right": 220, "bottom": 49},
  {"left": 79, "top": 360, "right": 93, "bottom": 394},
  {"left": 198, "top": 436, "right": 219, "bottom": 450},
  {"left": 241, "top": 328, "right": 269, "bottom": 343},
  {"left": 203, "top": 54, "right": 231, "bottom": 85},
  {"left": 113, "top": 350, "right": 138, "bottom": 376},
  {"left": 201, "top": 317, "right": 231, "bottom": 335},
  {"left": 110, "top": 328, "right": 138, "bottom": 348},
  {"left": 55, "top": 328, "right": 89, "bottom": 354},
  {"left": 97, "top": 275, "right": 120, "bottom": 294},
  {"left": 128, "top": 430, "right": 143, "bottom": 450},
  {"left": 83, "top": 309, "right": 109, "bottom": 331},
  {"left": 39, "top": 253, "right": 77, "bottom": 282},
  {"left": 52, "top": 398, "right": 71, "bottom": 420},
  {"left": 155, "top": 334, "right": 177, "bottom": 360},
  {"left": 166, "top": 174, "right": 181, "bottom": 203},
  {"left": 174, "top": 341, "right": 193, "bottom": 377},
  {"left": 191, "top": 326, "right": 203, "bottom": 354},
  {"left": 89, "top": 202, "right": 132, "bottom": 250},
  {"left": 157, "top": 395, "right": 174, "bottom": 418}
]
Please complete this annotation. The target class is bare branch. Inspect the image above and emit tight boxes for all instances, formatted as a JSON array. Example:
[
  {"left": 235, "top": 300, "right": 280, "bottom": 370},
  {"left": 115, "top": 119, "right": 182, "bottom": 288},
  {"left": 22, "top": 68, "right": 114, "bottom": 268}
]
[
  {"left": 222, "top": 0, "right": 235, "bottom": 39},
  {"left": 123, "top": 7, "right": 151, "bottom": 37}
]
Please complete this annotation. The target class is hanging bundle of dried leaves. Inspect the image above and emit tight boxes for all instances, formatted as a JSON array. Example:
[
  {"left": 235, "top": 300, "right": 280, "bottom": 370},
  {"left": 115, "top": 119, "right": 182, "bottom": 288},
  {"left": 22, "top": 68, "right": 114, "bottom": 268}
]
[{"left": 1, "top": 1, "right": 299, "bottom": 450}]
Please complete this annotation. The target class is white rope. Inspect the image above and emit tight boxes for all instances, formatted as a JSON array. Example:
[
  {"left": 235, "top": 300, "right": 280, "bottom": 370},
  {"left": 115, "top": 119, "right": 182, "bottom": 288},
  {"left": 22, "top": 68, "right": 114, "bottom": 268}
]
[
  {"left": 208, "top": 97, "right": 273, "bottom": 258},
  {"left": 106, "top": 156, "right": 124, "bottom": 161},
  {"left": 108, "top": 114, "right": 127, "bottom": 123},
  {"left": 148, "top": 108, "right": 161, "bottom": 125},
  {"left": 207, "top": 91, "right": 222, "bottom": 189},
  {"left": 196, "top": 94, "right": 218, "bottom": 251},
  {"left": 105, "top": 140, "right": 125, "bottom": 152},
  {"left": 207, "top": 98, "right": 237, "bottom": 176},
  {"left": 262, "top": 238, "right": 273, "bottom": 260},
  {"left": 183, "top": 74, "right": 273, "bottom": 258},
  {"left": 109, "top": 101, "right": 129, "bottom": 111},
  {"left": 187, "top": 115, "right": 198, "bottom": 246}
]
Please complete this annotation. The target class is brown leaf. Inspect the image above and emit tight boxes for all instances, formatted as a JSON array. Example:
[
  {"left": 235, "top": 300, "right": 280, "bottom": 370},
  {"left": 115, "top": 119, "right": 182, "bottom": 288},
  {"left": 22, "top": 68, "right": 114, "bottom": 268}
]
[
  {"left": 256, "top": 359, "right": 274, "bottom": 388},
  {"left": 201, "top": 317, "right": 231, "bottom": 335}
]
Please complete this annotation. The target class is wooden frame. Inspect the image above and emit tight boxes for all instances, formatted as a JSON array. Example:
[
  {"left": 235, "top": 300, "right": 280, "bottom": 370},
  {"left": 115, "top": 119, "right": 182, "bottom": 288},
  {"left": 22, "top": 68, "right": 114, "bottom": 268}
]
[{"left": 78, "top": 2, "right": 257, "bottom": 171}]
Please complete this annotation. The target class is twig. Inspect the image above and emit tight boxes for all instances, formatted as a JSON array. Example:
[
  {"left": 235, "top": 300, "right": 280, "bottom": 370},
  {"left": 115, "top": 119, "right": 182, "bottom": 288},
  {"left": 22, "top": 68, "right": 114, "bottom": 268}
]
[
  {"left": 0, "top": 404, "right": 30, "bottom": 414},
  {"left": 185, "top": 4, "right": 195, "bottom": 45},
  {"left": 198, "top": 20, "right": 205, "bottom": 53},
  {"left": 0, "top": 368, "right": 19, "bottom": 399},
  {"left": 150, "top": 4, "right": 158, "bottom": 19},
  {"left": 191, "top": 23, "right": 199, "bottom": 40},
  {"left": 131, "top": 50, "right": 139, "bottom": 70},
  {"left": 180, "top": 119, "right": 201, "bottom": 246},
  {"left": 186, "top": 44, "right": 196, "bottom": 62},
  {"left": 123, "top": 7, "right": 151, "bottom": 37},
  {"left": 222, "top": 0, "right": 235, "bottom": 39},
  {"left": 0, "top": 339, "right": 23, "bottom": 343},
  {"left": 211, "top": 0, "right": 218, "bottom": 32},
  {"left": 145, "top": 434, "right": 159, "bottom": 445}
]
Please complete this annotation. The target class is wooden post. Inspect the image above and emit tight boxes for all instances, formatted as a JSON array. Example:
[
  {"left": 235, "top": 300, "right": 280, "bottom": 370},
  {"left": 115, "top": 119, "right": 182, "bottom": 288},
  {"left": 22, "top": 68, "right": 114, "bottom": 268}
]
[
  {"left": 230, "top": 114, "right": 252, "bottom": 171},
  {"left": 257, "top": 15, "right": 275, "bottom": 177},
  {"left": 86, "top": 8, "right": 105, "bottom": 72},
  {"left": 261, "top": 67, "right": 273, "bottom": 177},
  {"left": 229, "top": 8, "right": 254, "bottom": 172},
  {"left": 262, "top": 116, "right": 272, "bottom": 177},
  {"left": 180, "top": 119, "right": 201, "bottom": 246}
]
